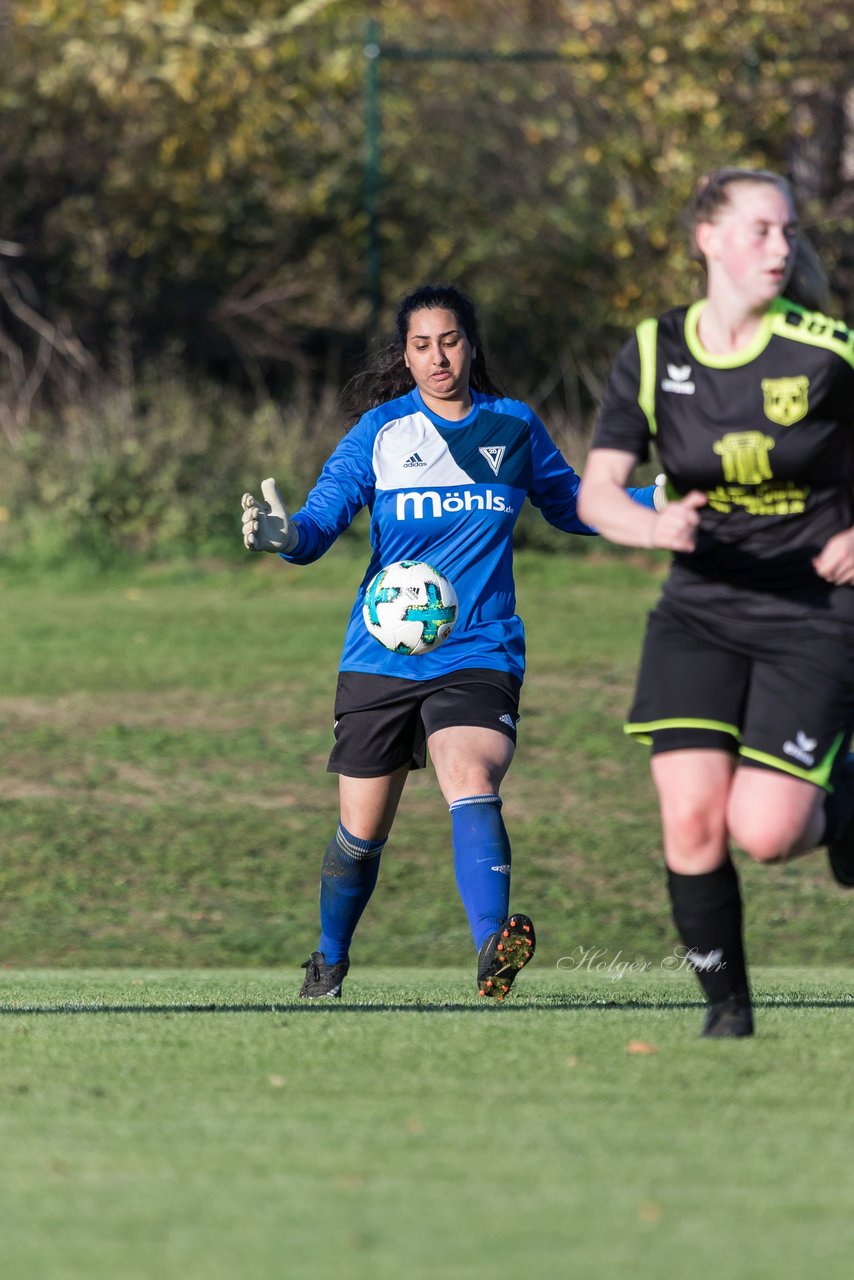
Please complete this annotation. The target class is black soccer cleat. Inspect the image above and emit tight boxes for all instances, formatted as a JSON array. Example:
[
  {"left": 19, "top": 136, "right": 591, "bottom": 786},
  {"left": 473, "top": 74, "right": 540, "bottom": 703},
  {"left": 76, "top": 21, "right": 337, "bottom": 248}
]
[
  {"left": 702, "top": 993, "right": 754, "bottom": 1039},
  {"left": 298, "top": 951, "right": 349, "bottom": 999},
  {"left": 477, "top": 914, "right": 536, "bottom": 999}
]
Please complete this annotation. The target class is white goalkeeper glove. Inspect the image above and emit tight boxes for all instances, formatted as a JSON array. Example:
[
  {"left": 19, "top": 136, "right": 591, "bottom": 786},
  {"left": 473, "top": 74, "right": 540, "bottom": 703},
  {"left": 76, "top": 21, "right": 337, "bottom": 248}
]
[{"left": 241, "top": 477, "right": 299, "bottom": 553}]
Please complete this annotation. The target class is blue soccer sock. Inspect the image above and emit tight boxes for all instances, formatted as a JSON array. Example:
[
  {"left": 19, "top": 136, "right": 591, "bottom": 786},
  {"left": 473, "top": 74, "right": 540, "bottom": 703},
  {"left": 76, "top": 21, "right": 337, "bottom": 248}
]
[
  {"left": 317, "top": 824, "right": 386, "bottom": 964},
  {"left": 450, "top": 794, "right": 511, "bottom": 952}
]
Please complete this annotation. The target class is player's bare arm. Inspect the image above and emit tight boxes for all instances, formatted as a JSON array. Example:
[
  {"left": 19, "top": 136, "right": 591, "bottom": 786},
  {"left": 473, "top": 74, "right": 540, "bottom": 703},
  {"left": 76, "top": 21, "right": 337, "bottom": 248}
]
[{"left": 579, "top": 448, "right": 705, "bottom": 552}]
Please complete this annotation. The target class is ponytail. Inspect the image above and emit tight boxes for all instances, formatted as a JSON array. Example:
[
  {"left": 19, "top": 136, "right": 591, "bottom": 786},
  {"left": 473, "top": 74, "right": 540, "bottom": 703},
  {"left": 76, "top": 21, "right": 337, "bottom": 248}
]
[{"left": 784, "top": 233, "right": 831, "bottom": 313}]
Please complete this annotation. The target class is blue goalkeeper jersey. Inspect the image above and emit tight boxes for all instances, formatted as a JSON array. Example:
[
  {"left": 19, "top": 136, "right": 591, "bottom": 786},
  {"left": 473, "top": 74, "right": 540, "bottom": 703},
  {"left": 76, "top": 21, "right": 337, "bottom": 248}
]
[{"left": 282, "top": 387, "right": 655, "bottom": 680}]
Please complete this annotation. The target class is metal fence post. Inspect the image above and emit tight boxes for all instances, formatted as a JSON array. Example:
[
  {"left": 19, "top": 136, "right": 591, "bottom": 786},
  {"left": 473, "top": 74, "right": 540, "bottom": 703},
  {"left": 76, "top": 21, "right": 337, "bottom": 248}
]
[{"left": 364, "top": 20, "right": 382, "bottom": 334}]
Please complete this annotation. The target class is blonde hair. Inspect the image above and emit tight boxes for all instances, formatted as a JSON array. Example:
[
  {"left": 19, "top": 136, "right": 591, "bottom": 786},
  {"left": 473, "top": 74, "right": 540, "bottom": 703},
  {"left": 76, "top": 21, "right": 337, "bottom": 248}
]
[{"left": 688, "top": 167, "right": 831, "bottom": 313}]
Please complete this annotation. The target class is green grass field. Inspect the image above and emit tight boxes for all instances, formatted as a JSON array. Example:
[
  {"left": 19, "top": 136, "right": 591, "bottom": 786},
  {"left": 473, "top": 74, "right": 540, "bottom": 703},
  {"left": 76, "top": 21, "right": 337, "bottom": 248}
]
[
  {"left": 1, "top": 548, "right": 853, "bottom": 1277},
  {"left": 0, "top": 548, "right": 850, "bottom": 967},
  {"left": 2, "top": 968, "right": 854, "bottom": 1279}
]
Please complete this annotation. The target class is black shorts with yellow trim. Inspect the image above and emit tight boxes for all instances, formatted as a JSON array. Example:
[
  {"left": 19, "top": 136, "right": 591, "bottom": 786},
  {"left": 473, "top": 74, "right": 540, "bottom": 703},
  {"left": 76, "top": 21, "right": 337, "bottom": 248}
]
[
  {"left": 626, "top": 603, "right": 854, "bottom": 791},
  {"left": 327, "top": 667, "right": 522, "bottom": 778}
]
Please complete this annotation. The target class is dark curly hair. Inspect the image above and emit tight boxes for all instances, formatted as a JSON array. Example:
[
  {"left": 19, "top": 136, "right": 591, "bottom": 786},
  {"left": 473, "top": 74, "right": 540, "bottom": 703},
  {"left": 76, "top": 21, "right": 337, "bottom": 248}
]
[{"left": 343, "top": 282, "right": 504, "bottom": 418}]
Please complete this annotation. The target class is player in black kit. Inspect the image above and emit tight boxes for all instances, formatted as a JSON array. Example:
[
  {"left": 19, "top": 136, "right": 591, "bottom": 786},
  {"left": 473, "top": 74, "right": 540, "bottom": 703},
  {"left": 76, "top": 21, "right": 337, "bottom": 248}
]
[{"left": 579, "top": 167, "right": 854, "bottom": 1038}]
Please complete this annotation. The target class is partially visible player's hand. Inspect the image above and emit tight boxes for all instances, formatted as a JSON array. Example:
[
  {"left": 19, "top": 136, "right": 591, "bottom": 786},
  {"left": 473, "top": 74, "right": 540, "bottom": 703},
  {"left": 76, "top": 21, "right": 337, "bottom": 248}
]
[
  {"left": 813, "top": 527, "right": 854, "bottom": 585},
  {"left": 241, "top": 477, "right": 298, "bottom": 553},
  {"left": 649, "top": 490, "right": 706, "bottom": 553}
]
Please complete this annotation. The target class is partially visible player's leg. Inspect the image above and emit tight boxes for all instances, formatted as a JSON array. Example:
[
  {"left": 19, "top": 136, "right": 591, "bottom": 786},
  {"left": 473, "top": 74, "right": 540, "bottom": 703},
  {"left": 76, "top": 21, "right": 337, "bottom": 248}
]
[
  {"left": 628, "top": 606, "right": 753, "bottom": 1034},
  {"left": 300, "top": 768, "right": 410, "bottom": 999},
  {"left": 432, "top": 726, "right": 528, "bottom": 995},
  {"left": 733, "top": 629, "right": 854, "bottom": 882},
  {"left": 825, "top": 750, "right": 854, "bottom": 886},
  {"left": 821, "top": 699, "right": 854, "bottom": 885},
  {"left": 429, "top": 716, "right": 535, "bottom": 997},
  {"left": 338, "top": 766, "right": 410, "bottom": 842},
  {"left": 300, "top": 673, "right": 421, "bottom": 998},
  {"left": 653, "top": 749, "right": 735, "bottom": 876},
  {"left": 322, "top": 768, "right": 408, "bottom": 955},
  {"left": 728, "top": 768, "right": 825, "bottom": 862},
  {"left": 652, "top": 748, "right": 753, "bottom": 1037},
  {"left": 730, "top": 747, "right": 854, "bottom": 884},
  {"left": 430, "top": 724, "right": 515, "bottom": 949}
]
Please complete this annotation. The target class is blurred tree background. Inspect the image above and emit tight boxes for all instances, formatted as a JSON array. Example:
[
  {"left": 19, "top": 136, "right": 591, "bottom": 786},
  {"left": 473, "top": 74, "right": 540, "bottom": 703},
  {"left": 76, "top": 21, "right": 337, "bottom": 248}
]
[{"left": 0, "top": 0, "right": 852, "bottom": 564}]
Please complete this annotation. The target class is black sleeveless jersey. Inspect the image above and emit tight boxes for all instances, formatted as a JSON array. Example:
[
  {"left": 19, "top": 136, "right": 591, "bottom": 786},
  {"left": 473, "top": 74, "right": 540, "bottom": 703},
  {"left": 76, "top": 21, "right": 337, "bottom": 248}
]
[{"left": 593, "top": 297, "right": 854, "bottom": 624}]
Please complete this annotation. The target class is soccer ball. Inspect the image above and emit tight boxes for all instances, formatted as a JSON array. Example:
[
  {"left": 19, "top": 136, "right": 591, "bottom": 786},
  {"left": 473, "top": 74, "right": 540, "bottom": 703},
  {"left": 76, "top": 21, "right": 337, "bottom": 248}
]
[{"left": 362, "top": 560, "right": 458, "bottom": 656}]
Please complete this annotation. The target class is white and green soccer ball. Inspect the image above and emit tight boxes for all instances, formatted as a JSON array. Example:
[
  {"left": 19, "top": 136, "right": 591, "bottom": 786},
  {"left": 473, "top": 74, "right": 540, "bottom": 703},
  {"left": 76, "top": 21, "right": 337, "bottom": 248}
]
[{"left": 362, "top": 560, "right": 458, "bottom": 656}]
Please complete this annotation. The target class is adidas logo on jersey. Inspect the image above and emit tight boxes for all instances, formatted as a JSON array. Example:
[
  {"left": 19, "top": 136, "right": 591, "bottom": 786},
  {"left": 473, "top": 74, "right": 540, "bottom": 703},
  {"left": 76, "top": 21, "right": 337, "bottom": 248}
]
[
  {"left": 661, "top": 363, "right": 695, "bottom": 395},
  {"left": 499, "top": 713, "right": 516, "bottom": 728},
  {"left": 403, "top": 452, "right": 427, "bottom": 468}
]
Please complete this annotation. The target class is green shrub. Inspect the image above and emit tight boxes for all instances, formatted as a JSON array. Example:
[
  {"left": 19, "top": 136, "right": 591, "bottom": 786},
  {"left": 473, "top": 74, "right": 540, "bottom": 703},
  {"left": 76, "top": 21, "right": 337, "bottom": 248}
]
[{"left": 0, "top": 367, "right": 349, "bottom": 571}]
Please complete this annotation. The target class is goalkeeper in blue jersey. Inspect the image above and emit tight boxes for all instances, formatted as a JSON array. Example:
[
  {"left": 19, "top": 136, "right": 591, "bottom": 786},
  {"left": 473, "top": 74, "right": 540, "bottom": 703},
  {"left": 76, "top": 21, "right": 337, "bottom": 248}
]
[{"left": 242, "top": 283, "right": 659, "bottom": 1000}]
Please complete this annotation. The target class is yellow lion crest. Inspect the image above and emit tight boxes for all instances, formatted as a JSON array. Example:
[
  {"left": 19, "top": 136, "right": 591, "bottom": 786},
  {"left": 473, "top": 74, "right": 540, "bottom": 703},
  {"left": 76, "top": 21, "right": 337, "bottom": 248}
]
[{"left": 761, "top": 376, "right": 809, "bottom": 427}]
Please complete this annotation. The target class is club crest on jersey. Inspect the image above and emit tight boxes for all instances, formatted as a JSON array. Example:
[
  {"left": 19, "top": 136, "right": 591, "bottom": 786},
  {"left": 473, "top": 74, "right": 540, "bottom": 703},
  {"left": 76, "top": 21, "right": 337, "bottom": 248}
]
[
  {"left": 478, "top": 445, "right": 506, "bottom": 475},
  {"left": 761, "top": 376, "right": 809, "bottom": 426}
]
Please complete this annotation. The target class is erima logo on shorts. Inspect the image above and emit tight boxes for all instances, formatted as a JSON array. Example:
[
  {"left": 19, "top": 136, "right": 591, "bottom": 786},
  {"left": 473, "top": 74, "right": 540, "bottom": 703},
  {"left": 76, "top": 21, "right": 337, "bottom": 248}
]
[
  {"left": 661, "top": 363, "right": 695, "bottom": 395},
  {"left": 395, "top": 490, "right": 514, "bottom": 519},
  {"left": 783, "top": 730, "right": 817, "bottom": 767}
]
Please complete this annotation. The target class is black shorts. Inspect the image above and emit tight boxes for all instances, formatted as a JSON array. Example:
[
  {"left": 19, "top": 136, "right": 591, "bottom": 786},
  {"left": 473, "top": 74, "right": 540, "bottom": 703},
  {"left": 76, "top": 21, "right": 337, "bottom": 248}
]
[
  {"left": 327, "top": 668, "right": 522, "bottom": 777},
  {"left": 626, "top": 603, "right": 854, "bottom": 789}
]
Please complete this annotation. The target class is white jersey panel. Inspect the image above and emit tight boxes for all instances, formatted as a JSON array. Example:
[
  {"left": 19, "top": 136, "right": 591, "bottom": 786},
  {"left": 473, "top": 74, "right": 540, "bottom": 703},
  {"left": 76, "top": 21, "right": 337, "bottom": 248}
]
[{"left": 372, "top": 413, "right": 474, "bottom": 490}]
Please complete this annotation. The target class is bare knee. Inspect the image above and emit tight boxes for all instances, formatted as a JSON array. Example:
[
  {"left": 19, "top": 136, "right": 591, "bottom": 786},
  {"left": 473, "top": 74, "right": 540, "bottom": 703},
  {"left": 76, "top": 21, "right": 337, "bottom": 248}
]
[
  {"left": 727, "top": 774, "right": 825, "bottom": 863},
  {"left": 659, "top": 798, "right": 728, "bottom": 872},
  {"left": 651, "top": 751, "right": 734, "bottom": 873},
  {"left": 728, "top": 812, "right": 798, "bottom": 863},
  {"left": 429, "top": 726, "right": 514, "bottom": 806},
  {"left": 436, "top": 759, "right": 494, "bottom": 798}
]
